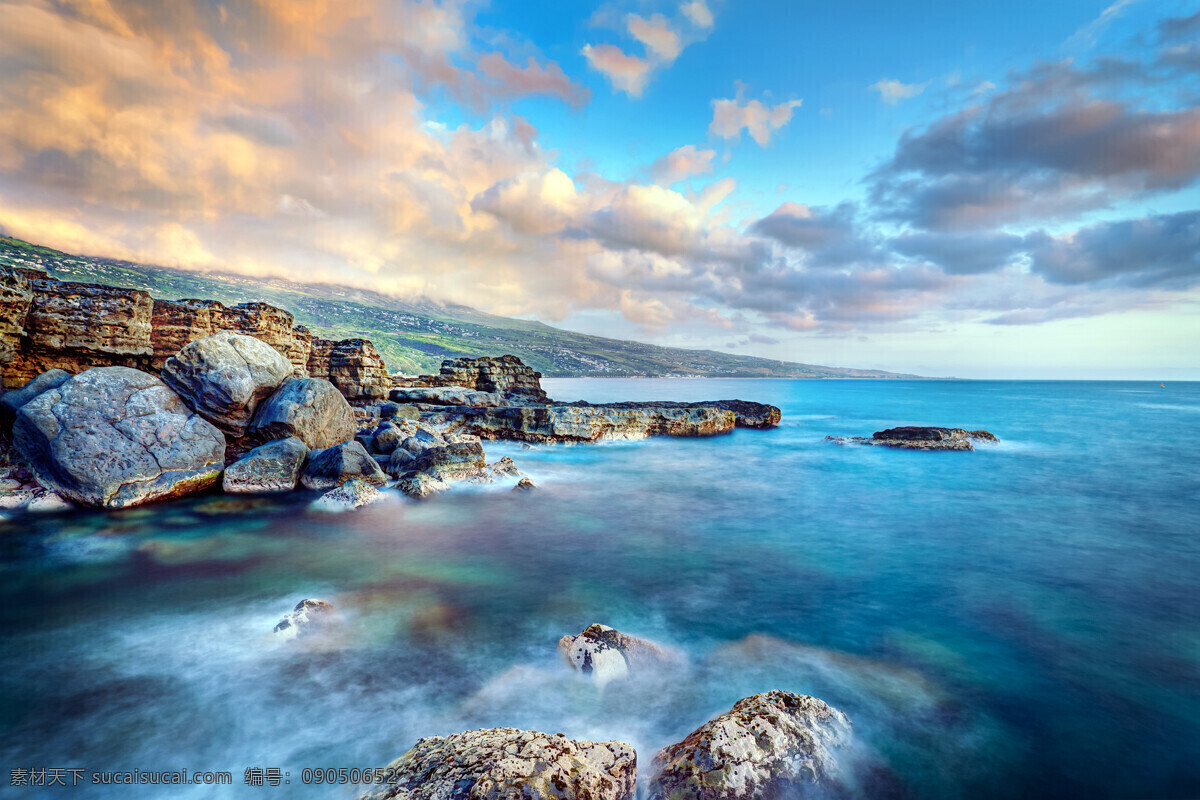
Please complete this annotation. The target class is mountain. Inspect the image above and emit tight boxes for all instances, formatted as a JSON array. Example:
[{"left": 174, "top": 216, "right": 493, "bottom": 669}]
[{"left": 0, "top": 236, "right": 921, "bottom": 379}]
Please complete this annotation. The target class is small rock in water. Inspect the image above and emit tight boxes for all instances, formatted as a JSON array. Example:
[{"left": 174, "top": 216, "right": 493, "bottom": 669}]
[
  {"left": 513, "top": 477, "right": 537, "bottom": 492},
  {"left": 223, "top": 437, "right": 308, "bottom": 494},
  {"left": 301, "top": 440, "right": 388, "bottom": 490},
  {"left": 273, "top": 599, "right": 335, "bottom": 639},
  {"left": 0, "top": 488, "right": 35, "bottom": 510},
  {"left": 557, "top": 623, "right": 676, "bottom": 686},
  {"left": 826, "top": 426, "right": 998, "bottom": 451},
  {"left": 311, "top": 478, "right": 385, "bottom": 512},
  {"left": 356, "top": 728, "right": 636, "bottom": 800},
  {"left": 647, "top": 690, "right": 852, "bottom": 800},
  {"left": 26, "top": 491, "right": 74, "bottom": 512}
]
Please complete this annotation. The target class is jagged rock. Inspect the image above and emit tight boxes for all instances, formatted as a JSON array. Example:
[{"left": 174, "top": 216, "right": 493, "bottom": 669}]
[
  {"left": 826, "top": 427, "right": 998, "bottom": 451},
  {"left": 389, "top": 387, "right": 510, "bottom": 407},
  {"left": 0, "top": 267, "right": 33, "bottom": 377},
  {"left": 222, "top": 437, "right": 308, "bottom": 493},
  {"left": 386, "top": 448, "right": 416, "bottom": 477},
  {"left": 709, "top": 399, "right": 783, "bottom": 429},
  {"left": 419, "top": 404, "right": 737, "bottom": 444},
  {"left": 402, "top": 441, "right": 486, "bottom": 483},
  {"left": 648, "top": 691, "right": 852, "bottom": 800},
  {"left": 514, "top": 477, "right": 537, "bottom": 492},
  {"left": 371, "top": 422, "right": 407, "bottom": 455},
  {"left": 308, "top": 338, "right": 391, "bottom": 404},
  {"left": 357, "top": 728, "right": 636, "bottom": 800},
  {"left": 311, "top": 478, "right": 385, "bottom": 511},
  {"left": 399, "top": 434, "right": 434, "bottom": 457},
  {"left": 488, "top": 456, "right": 521, "bottom": 478},
  {"left": 161, "top": 332, "right": 293, "bottom": 436},
  {"left": 301, "top": 440, "right": 388, "bottom": 490},
  {"left": 0, "top": 369, "right": 70, "bottom": 418},
  {"left": 558, "top": 624, "right": 677, "bottom": 687},
  {"left": 273, "top": 598, "right": 334, "bottom": 639},
  {"left": 147, "top": 298, "right": 311, "bottom": 375},
  {"left": 13, "top": 366, "right": 225, "bottom": 509},
  {"left": 378, "top": 402, "right": 420, "bottom": 421},
  {"left": 247, "top": 378, "right": 357, "bottom": 450},
  {"left": 392, "top": 354, "right": 549, "bottom": 403},
  {"left": 396, "top": 471, "right": 450, "bottom": 499}
]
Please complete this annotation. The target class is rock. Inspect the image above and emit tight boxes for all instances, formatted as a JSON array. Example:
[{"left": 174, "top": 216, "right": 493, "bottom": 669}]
[
  {"left": 222, "top": 437, "right": 308, "bottom": 493},
  {"left": 357, "top": 728, "right": 636, "bottom": 800},
  {"left": 371, "top": 423, "right": 407, "bottom": 455},
  {"left": 301, "top": 440, "right": 388, "bottom": 490},
  {"left": 826, "top": 427, "right": 998, "bottom": 451},
  {"left": 273, "top": 598, "right": 334, "bottom": 639},
  {"left": 419, "top": 404, "right": 737, "bottom": 444},
  {"left": 513, "top": 477, "right": 537, "bottom": 492},
  {"left": 648, "top": 690, "right": 852, "bottom": 800},
  {"left": 396, "top": 471, "right": 450, "bottom": 499},
  {"left": 399, "top": 435, "right": 434, "bottom": 457},
  {"left": 0, "top": 267, "right": 34, "bottom": 379},
  {"left": 311, "top": 478, "right": 385, "bottom": 511},
  {"left": 708, "top": 399, "right": 783, "bottom": 429},
  {"left": 161, "top": 332, "right": 294, "bottom": 436},
  {"left": 392, "top": 354, "right": 549, "bottom": 403},
  {"left": 0, "top": 369, "right": 70, "bottom": 417},
  {"left": 402, "top": 441, "right": 486, "bottom": 483},
  {"left": 13, "top": 366, "right": 225, "bottom": 509},
  {"left": 387, "top": 447, "right": 416, "bottom": 476},
  {"left": 247, "top": 378, "right": 357, "bottom": 450},
  {"left": 26, "top": 491, "right": 73, "bottom": 512},
  {"left": 0, "top": 488, "right": 35, "bottom": 510},
  {"left": 557, "top": 624, "right": 676, "bottom": 687},
  {"left": 488, "top": 456, "right": 521, "bottom": 478},
  {"left": 389, "top": 387, "right": 510, "bottom": 407},
  {"left": 308, "top": 338, "right": 391, "bottom": 404}
]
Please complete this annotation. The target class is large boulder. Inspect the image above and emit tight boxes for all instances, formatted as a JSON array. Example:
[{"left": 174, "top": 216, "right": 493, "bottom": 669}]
[
  {"left": 357, "top": 728, "right": 636, "bottom": 800},
  {"left": 301, "top": 440, "right": 388, "bottom": 490},
  {"left": 222, "top": 437, "right": 307, "bottom": 493},
  {"left": 558, "top": 624, "right": 677, "bottom": 687},
  {"left": 647, "top": 691, "right": 852, "bottom": 800},
  {"left": 12, "top": 366, "right": 225, "bottom": 509},
  {"left": 401, "top": 441, "right": 486, "bottom": 482},
  {"left": 247, "top": 377, "right": 356, "bottom": 450},
  {"left": 0, "top": 368, "right": 70, "bottom": 418},
  {"left": 161, "top": 331, "right": 293, "bottom": 436}
]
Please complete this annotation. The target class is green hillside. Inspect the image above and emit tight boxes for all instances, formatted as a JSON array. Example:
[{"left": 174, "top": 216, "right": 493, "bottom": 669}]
[{"left": 0, "top": 236, "right": 920, "bottom": 379}]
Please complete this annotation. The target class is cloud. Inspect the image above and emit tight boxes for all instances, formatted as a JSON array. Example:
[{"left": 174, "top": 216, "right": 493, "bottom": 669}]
[
  {"left": 476, "top": 53, "right": 591, "bottom": 107},
  {"left": 581, "top": 44, "right": 654, "bottom": 97},
  {"left": 649, "top": 144, "right": 716, "bottom": 184},
  {"left": 1067, "top": 0, "right": 1141, "bottom": 50},
  {"left": 750, "top": 202, "right": 878, "bottom": 267},
  {"left": 1157, "top": 10, "right": 1200, "bottom": 42},
  {"left": 710, "top": 95, "right": 802, "bottom": 146},
  {"left": 680, "top": 1, "right": 714, "bottom": 28},
  {"left": 869, "top": 78, "right": 931, "bottom": 105},
  {"left": 627, "top": 14, "right": 682, "bottom": 62}
]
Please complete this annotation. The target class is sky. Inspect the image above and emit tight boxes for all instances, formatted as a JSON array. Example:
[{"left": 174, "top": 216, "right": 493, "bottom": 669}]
[{"left": 0, "top": 0, "right": 1198, "bottom": 378}]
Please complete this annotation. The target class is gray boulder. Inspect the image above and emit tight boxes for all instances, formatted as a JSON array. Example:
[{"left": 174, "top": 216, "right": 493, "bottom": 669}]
[
  {"left": 301, "top": 440, "right": 388, "bottom": 490},
  {"left": 386, "top": 447, "right": 416, "bottom": 476},
  {"left": 648, "top": 690, "right": 852, "bottom": 800},
  {"left": 371, "top": 422, "right": 407, "bottom": 455},
  {"left": 247, "top": 377, "right": 356, "bottom": 450},
  {"left": 311, "top": 478, "right": 385, "bottom": 511},
  {"left": 0, "top": 369, "right": 70, "bottom": 418},
  {"left": 357, "top": 728, "right": 636, "bottom": 800},
  {"left": 13, "top": 366, "right": 225, "bottom": 509},
  {"left": 162, "top": 331, "right": 293, "bottom": 436},
  {"left": 223, "top": 437, "right": 307, "bottom": 493}
]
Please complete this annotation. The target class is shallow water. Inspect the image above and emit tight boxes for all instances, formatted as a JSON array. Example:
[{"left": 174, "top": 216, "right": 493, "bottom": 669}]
[{"left": 1, "top": 379, "right": 1198, "bottom": 799}]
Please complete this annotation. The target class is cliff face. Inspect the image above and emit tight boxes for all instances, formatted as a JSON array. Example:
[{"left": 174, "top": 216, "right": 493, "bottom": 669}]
[
  {"left": 0, "top": 267, "right": 388, "bottom": 402},
  {"left": 393, "top": 354, "right": 548, "bottom": 402}
]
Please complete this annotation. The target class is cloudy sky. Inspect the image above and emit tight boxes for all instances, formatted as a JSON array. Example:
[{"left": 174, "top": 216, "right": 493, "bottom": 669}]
[{"left": 1, "top": 0, "right": 1198, "bottom": 378}]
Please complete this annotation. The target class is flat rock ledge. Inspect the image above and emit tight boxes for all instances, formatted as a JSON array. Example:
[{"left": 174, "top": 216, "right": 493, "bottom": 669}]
[
  {"left": 358, "top": 728, "right": 637, "bottom": 800},
  {"left": 648, "top": 690, "right": 852, "bottom": 800},
  {"left": 827, "top": 426, "right": 998, "bottom": 451}
]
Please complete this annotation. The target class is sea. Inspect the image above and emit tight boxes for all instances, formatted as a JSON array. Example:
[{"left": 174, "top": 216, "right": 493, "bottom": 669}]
[{"left": 0, "top": 378, "right": 1197, "bottom": 799}]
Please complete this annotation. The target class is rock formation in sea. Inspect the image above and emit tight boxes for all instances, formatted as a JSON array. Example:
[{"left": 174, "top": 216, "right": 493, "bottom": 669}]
[
  {"left": 357, "top": 728, "right": 637, "bottom": 800},
  {"left": 222, "top": 437, "right": 308, "bottom": 493},
  {"left": 273, "top": 598, "right": 335, "bottom": 639},
  {"left": 392, "top": 354, "right": 548, "bottom": 403},
  {"left": 826, "top": 426, "right": 998, "bottom": 451},
  {"left": 308, "top": 338, "right": 391, "bottom": 403},
  {"left": 558, "top": 624, "right": 679, "bottom": 686},
  {"left": 647, "top": 690, "right": 852, "bottom": 800}
]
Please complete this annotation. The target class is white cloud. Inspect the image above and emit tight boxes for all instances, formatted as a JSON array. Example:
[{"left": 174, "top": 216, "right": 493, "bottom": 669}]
[
  {"left": 680, "top": 1, "right": 714, "bottom": 28},
  {"left": 627, "top": 14, "right": 683, "bottom": 62},
  {"left": 869, "top": 78, "right": 932, "bottom": 105},
  {"left": 710, "top": 96, "right": 803, "bottom": 146},
  {"left": 581, "top": 43, "right": 654, "bottom": 97},
  {"left": 650, "top": 144, "right": 717, "bottom": 184}
]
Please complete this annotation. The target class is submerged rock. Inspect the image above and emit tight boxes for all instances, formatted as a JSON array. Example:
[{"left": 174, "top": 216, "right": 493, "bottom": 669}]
[
  {"left": 311, "top": 478, "right": 386, "bottom": 512},
  {"left": 161, "top": 331, "right": 293, "bottom": 436},
  {"left": 223, "top": 437, "right": 308, "bottom": 494},
  {"left": 827, "top": 426, "right": 998, "bottom": 451},
  {"left": 513, "top": 477, "right": 537, "bottom": 492},
  {"left": 247, "top": 377, "right": 357, "bottom": 450},
  {"left": 648, "top": 690, "right": 852, "bottom": 800},
  {"left": 558, "top": 624, "right": 677, "bottom": 686},
  {"left": 13, "top": 366, "right": 225, "bottom": 509},
  {"left": 301, "top": 440, "right": 388, "bottom": 490},
  {"left": 273, "top": 598, "right": 335, "bottom": 639},
  {"left": 357, "top": 728, "right": 636, "bottom": 800}
]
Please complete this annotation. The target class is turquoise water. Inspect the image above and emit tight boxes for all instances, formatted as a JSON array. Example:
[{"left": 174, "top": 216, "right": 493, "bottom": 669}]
[{"left": 1, "top": 379, "right": 1198, "bottom": 798}]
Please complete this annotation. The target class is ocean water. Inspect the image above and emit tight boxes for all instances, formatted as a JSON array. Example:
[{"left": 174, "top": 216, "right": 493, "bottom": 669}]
[{"left": 1, "top": 379, "right": 1198, "bottom": 799}]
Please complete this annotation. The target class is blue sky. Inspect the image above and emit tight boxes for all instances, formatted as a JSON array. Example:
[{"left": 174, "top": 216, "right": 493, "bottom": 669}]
[{"left": 0, "top": 0, "right": 1197, "bottom": 377}]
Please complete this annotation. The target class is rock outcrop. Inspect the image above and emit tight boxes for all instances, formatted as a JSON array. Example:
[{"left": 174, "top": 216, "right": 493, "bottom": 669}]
[
  {"left": 13, "top": 366, "right": 225, "bottom": 508},
  {"left": 0, "top": 267, "right": 33, "bottom": 368},
  {"left": 162, "top": 332, "right": 293, "bottom": 436},
  {"left": 273, "top": 598, "right": 334, "bottom": 639},
  {"left": 418, "top": 404, "right": 737, "bottom": 443},
  {"left": 308, "top": 338, "right": 391, "bottom": 403},
  {"left": 558, "top": 624, "right": 677, "bottom": 686},
  {"left": 393, "top": 354, "right": 548, "bottom": 403},
  {"left": 148, "top": 298, "right": 312, "bottom": 376},
  {"left": 301, "top": 440, "right": 388, "bottom": 490},
  {"left": 827, "top": 426, "right": 998, "bottom": 451},
  {"left": 389, "top": 387, "right": 511, "bottom": 407},
  {"left": 648, "top": 691, "right": 852, "bottom": 800},
  {"left": 247, "top": 378, "right": 357, "bottom": 450},
  {"left": 357, "top": 728, "right": 636, "bottom": 800},
  {"left": 222, "top": 437, "right": 308, "bottom": 494}
]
